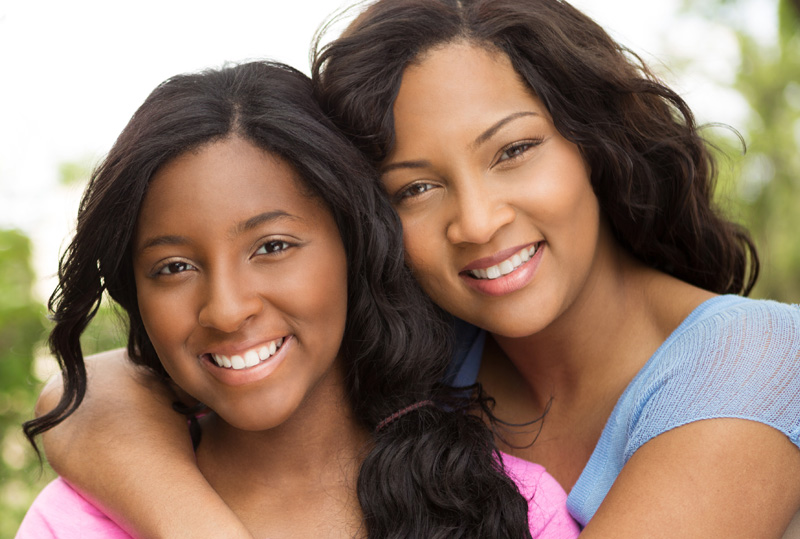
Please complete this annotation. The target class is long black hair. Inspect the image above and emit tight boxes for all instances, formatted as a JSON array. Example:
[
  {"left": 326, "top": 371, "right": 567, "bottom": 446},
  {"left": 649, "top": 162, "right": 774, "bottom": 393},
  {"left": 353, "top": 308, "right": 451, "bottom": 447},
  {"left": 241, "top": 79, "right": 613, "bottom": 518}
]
[
  {"left": 24, "top": 61, "right": 533, "bottom": 538},
  {"left": 313, "top": 0, "right": 759, "bottom": 296}
]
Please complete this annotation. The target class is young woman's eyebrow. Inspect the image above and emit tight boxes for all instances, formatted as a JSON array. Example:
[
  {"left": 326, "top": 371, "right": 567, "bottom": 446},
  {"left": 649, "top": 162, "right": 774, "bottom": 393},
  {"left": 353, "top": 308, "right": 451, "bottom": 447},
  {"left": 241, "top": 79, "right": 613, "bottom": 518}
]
[
  {"left": 137, "top": 211, "right": 299, "bottom": 253},
  {"left": 235, "top": 210, "right": 298, "bottom": 236},
  {"left": 471, "top": 111, "right": 539, "bottom": 149},
  {"left": 138, "top": 235, "right": 190, "bottom": 253}
]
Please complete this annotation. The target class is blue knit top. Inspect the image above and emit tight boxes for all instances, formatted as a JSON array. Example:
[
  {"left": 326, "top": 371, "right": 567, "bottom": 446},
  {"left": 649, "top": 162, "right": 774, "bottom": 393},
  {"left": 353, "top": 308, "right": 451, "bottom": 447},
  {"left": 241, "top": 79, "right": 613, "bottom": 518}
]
[{"left": 445, "top": 295, "right": 800, "bottom": 526}]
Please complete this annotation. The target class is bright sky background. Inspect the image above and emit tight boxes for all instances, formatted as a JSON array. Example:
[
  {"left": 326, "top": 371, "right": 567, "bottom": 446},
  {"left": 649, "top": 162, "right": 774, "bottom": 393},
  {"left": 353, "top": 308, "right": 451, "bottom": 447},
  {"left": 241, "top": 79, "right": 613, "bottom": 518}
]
[{"left": 0, "top": 0, "right": 775, "bottom": 300}]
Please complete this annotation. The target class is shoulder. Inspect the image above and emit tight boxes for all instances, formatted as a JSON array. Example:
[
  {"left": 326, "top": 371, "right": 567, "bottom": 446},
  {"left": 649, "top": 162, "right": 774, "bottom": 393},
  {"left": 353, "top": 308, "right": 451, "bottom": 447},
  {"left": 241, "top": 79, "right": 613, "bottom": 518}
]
[
  {"left": 500, "top": 452, "right": 580, "bottom": 538},
  {"left": 16, "top": 478, "right": 131, "bottom": 538},
  {"left": 654, "top": 295, "right": 800, "bottom": 381},
  {"left": 679, "top": 295, "right": 799, "bottom": 345},
  {"left": 624, "top": 296, "right": 800, "bottom": 458}
]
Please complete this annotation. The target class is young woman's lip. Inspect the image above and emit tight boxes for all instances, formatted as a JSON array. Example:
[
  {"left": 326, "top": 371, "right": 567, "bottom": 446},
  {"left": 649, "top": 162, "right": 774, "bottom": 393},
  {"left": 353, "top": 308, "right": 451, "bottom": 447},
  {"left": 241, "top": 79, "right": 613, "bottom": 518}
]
[
  {"left": 460, "top": 242, "right": 540, "bottom": 272},
  {"left": 202, "top": 336, "right": 293, "bottom": 387},
  {"left": 202, "top": 335, "right": 288, "bottom": 358}
]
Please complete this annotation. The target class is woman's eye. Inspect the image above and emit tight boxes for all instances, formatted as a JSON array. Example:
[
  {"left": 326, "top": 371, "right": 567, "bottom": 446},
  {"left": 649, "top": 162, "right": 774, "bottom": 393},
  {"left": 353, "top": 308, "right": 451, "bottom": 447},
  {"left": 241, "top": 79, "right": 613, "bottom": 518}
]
[
  {"left": 497, "top": 140, "right": 542, "bottom": 164},
  {"left": 395, "top": 182, "right": 435, "bottom": 201},
  {"left": 254, "top": 240, "right": 291, "bottom": 255},
  {"left": 156, "top": 261, "right": 195, "bottom": 275}
]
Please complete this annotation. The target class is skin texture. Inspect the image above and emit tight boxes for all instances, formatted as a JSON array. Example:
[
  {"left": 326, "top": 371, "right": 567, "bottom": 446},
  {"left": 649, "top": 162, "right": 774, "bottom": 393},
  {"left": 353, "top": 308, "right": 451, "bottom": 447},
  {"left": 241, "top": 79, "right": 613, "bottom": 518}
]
[
  {"left": 37, "top": 43, "right": 800, "bottom": 538},
  {"left": 134, "top": 137, "right": 349, "bottom": 435},
  {"left": 382, "top": 43, "right": 602, "bottom": 340}
]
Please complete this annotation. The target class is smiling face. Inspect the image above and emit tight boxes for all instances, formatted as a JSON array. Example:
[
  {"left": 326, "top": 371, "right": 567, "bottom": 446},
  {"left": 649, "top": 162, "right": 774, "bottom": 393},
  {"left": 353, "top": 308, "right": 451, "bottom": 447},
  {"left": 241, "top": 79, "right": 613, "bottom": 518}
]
[
  {"left": 381, "top": 42, "right": 613, "bottom": 338},
  {"left": 133, "top": 136, "right": 348, "bottom": 431}
]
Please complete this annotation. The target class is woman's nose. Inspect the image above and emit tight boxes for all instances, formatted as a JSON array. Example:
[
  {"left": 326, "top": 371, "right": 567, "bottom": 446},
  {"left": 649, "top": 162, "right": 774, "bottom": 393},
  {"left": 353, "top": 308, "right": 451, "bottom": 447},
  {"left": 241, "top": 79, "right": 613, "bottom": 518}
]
[
  {"left": 197, "top": 269, "right": 263, "bottom": 333},
  {"left": 445, "top": 182, "right": 516, "bottom": 245}
]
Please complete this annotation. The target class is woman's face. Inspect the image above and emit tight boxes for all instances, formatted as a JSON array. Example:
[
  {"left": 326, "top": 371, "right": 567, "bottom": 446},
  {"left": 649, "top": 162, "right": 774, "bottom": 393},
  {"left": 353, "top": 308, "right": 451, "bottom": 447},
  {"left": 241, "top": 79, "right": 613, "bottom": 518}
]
[
  {"left": 381, "top": 42, "right": 609, "bottom": 338},
  {"left": 133, "top": 136, "right": 349, "bottom": 431}
]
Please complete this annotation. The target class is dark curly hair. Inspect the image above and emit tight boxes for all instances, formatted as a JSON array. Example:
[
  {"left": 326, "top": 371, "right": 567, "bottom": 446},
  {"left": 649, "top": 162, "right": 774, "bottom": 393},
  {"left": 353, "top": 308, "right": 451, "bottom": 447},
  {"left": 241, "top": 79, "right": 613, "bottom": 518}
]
[
  {"left": 312, "top": 0, "right": 759, "bottom": 296},
  {"left": 23, "top": 61, "right": 533, "bottom": 538}
]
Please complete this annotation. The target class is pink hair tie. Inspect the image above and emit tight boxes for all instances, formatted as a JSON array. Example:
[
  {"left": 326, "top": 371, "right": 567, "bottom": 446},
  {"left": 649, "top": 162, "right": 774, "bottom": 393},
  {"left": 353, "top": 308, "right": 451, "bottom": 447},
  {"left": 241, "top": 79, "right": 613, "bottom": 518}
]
[{"left": 375, "top": 400, "right": 435, "bottom": 433}]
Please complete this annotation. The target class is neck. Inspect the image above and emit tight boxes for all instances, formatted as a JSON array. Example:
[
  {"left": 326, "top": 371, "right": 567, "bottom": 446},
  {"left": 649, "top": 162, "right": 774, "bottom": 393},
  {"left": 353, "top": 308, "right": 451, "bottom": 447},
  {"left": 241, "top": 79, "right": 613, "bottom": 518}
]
[
  {"left": 492, "top": 237, "right": 714, "bottom": 411},
  {"left": 195, "top": 362, "right": 370, "bottom": 536}
]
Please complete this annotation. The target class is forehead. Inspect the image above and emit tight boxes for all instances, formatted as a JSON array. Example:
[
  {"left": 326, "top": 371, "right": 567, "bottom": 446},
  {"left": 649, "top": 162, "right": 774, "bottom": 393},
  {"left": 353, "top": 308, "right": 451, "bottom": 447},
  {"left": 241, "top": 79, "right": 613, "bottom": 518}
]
[
  {"left": 397, "top": 41, "right": 545, "bottom": 120},
  {"left": 135, "top": 137, "right": 328, "bottom": 241}
]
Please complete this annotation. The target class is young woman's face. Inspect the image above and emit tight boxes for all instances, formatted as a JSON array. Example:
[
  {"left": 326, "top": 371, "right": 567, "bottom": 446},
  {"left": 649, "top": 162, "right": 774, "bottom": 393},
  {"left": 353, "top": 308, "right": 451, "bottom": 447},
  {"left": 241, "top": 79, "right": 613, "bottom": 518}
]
[
  {"left": 381, "top": 42, "right": 610, "bottom": 338},
  {"left": 133, "top": 136, "right": 349, "bottom": 431}
]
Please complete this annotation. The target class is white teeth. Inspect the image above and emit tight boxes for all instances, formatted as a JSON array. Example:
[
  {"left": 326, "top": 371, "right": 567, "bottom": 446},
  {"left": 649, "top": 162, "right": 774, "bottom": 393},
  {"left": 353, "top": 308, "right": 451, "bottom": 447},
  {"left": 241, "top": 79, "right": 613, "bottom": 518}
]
[
  {"left": 244, "top": 350, "right": 259, "bottom": 367},
  {"left": 211, "top": 337, "right": 285, "bottom": 370},
  {"left": 468, "top": 244, "right": 539, "bottom": 281}
]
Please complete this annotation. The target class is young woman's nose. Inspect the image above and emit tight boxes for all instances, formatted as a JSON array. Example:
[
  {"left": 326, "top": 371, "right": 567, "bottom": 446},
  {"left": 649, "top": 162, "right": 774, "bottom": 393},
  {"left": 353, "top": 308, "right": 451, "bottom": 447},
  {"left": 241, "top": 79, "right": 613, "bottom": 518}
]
[
  {"left": 197, "top": 269, "right": 263, "bottom": 333},
  {"left": 445, "top": 181, "right": 516, "bottom": 245}
]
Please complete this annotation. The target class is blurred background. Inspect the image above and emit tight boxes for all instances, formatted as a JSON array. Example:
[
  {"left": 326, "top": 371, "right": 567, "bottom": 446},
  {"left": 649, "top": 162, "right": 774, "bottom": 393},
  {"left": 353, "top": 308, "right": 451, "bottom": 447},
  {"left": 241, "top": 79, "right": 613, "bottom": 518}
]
[{"left": 1, "top": 0, "right": 798, "bottom": 533}]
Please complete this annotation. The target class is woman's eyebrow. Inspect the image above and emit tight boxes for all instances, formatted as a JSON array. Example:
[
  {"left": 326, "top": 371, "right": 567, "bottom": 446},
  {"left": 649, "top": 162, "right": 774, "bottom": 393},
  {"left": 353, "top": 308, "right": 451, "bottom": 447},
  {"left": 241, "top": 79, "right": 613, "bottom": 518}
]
[
  {"left": 381, "top": 111, "right": 541, "bottom": 173},
  {"left": 472, "top": 111, "right": 539, "bottom": 148}
]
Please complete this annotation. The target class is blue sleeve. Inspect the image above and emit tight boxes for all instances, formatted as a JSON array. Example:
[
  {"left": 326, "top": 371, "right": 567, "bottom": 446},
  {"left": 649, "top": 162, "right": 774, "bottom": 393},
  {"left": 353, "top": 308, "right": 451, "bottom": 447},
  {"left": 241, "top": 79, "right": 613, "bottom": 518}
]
[
  {"left": 442, "top": 318, "right": 485, "bottom": 387},
  {"left": 624, "top": 299, "right": 800, "bottom": 461}
]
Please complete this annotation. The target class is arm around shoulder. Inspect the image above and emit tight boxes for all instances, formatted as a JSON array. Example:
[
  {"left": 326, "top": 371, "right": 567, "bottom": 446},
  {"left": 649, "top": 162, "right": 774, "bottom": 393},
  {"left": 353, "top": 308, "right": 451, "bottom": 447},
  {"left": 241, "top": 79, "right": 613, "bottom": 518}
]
[{"left": 36, "top": 348, "right": 253, "bottom": 539}]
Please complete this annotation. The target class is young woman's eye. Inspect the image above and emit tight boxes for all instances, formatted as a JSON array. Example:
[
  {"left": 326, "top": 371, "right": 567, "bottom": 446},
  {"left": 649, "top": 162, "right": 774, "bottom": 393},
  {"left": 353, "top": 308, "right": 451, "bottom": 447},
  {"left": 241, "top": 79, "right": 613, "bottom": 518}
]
[
  {"left": 254, "top": 240, "right": 291, "bottom": 256},
  {"left": 156, "top": 261, "right": 196, "bottom": 275},
  {"left": 496, "top": 139, "right": 542, "bottom": 164},
  {"left": 394, "top": 182, "right": 435, "bottom": 202}
]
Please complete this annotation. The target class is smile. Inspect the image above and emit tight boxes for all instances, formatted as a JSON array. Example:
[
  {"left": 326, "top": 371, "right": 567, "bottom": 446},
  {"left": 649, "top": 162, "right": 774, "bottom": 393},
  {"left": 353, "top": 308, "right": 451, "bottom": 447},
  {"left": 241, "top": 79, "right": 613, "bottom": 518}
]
[
  {"left": 466, "top": 243, "right": 539, "bottom": 280},
  {"left": 210, "top": 337, "right": 286, "bottom": 370}
]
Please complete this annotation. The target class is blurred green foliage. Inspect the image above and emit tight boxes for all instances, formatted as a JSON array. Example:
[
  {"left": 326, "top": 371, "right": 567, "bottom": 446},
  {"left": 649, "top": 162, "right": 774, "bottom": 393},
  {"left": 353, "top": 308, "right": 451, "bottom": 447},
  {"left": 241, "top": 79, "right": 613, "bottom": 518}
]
[
  {"left": 0, "top": 229, "right": 51, "bottom": 537},
  {"left": 0, "top": 226, "right": 127, "bottom": 533},
  {"left": 58, "top": 159, "right": 93, "bottom": 187},
  {"left": 688, "top": 0, "right": 800, "bottom": 302}
]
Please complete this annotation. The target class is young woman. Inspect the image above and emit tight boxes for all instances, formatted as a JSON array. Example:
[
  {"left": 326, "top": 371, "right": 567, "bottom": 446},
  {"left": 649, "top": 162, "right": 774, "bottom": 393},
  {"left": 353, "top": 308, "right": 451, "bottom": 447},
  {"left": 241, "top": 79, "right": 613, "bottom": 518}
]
[
  {"left": 34, "top": 0, "right": 800, "bottom": 537},
  {"left": 19, "top": 61, "right": 579, "bottom": 538}
]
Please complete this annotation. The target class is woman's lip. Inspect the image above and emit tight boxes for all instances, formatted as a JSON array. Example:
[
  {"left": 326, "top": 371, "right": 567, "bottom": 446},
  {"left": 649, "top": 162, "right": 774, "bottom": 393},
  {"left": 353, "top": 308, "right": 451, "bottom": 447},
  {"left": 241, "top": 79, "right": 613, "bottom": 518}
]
[
  {"left": 459, "top": 243, "right": 544, "bottom": 297},
  {"left": 460, "top": 242, "right": 540, "bottom": 272}
]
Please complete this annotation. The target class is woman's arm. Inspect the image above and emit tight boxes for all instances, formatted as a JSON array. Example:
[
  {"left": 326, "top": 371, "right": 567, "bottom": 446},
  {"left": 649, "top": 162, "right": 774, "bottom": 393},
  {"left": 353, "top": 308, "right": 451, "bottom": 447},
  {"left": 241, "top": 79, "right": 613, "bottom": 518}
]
[
  {"left": 581, "top": 418, "right": 800, "bottom": 538},
  {"left": 37, "top": 348, "right": 253, "bottom": 539}
]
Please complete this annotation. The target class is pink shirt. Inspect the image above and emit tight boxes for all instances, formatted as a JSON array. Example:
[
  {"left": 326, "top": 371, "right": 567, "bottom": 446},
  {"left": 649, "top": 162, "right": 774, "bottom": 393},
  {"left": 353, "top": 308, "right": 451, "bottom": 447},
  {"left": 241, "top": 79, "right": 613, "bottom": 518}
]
[
  {"left": 15, "top": 478, "right": 132, "bottom": 538},
  {"left": 501, "top": 452, "right": 580, "bottom": 537},
  {"left": 18, "top": 454, "right": 578, "bottom": 538}
]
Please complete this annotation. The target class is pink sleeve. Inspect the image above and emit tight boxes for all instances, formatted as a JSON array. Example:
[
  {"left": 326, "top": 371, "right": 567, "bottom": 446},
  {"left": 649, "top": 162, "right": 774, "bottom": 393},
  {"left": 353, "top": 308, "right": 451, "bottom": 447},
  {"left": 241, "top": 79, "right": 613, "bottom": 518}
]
[
  {"left": 16, "top": 478, "right": 133, "bottom": 539},
  {"left": 500, "top": 452, "right": 580, "bottom": 538}
]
